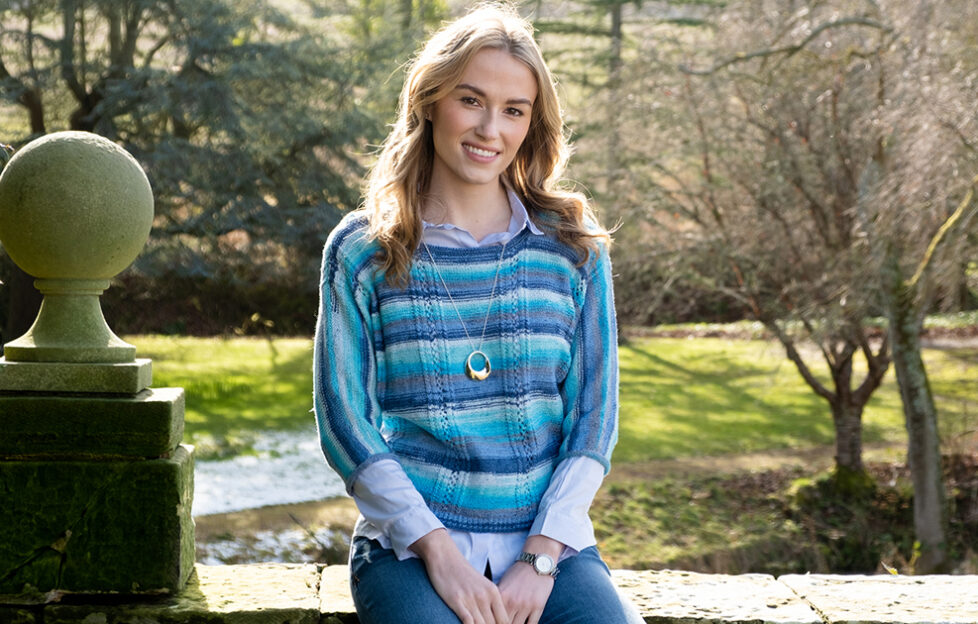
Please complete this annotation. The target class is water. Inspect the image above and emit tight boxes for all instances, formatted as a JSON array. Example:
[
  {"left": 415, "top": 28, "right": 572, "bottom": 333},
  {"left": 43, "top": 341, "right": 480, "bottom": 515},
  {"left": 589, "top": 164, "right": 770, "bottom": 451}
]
[{"left": 192, "top": 427, "right": 347, "bottom": 517}]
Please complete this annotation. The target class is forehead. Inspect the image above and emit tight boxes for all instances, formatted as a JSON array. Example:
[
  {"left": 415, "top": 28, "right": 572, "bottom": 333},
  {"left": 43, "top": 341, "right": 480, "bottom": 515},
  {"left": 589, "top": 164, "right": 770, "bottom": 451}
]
[{"left": 457, "top": 47, "right": 538, "bottom": 103}]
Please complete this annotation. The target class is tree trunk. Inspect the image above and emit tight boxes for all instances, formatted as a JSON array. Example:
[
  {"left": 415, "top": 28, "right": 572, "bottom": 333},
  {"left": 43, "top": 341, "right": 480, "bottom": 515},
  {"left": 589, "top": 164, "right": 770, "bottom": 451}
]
[
  {"left": 1, "top": 257, "right": 42, "bottom": 350},
  {"left": 830, "top": 399, "right": 864, "bottom": 475},
  {"left": 20, "top": 87, "right": 46, "bottom": 135},
  {"left": 764, "top": 321, "right": 881, "bottom": 479},
  {"left": 606, "top": 1, "right": 624, "bottom": 193},
  {"left": 885, "top": 276, "right": 949, "bottom": 574},
  {"left": 2, "top": 44, "right": 47, "bottom": 351},
  {"left": 400, "top": 0, "right": 412, "bottom": 37}
]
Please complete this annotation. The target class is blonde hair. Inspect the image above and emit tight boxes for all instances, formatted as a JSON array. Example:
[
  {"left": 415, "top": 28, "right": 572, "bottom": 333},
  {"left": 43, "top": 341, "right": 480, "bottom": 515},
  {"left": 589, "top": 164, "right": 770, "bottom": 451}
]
[{"left": 364, "top": 2, "right": 609, "bottom": 284}]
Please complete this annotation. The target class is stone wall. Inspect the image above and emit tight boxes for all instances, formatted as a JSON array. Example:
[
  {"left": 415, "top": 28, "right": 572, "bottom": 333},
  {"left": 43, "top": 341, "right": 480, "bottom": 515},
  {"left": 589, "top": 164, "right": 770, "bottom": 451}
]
[{"left": 2, "top": 563, "right": 976, "bottom": 624}]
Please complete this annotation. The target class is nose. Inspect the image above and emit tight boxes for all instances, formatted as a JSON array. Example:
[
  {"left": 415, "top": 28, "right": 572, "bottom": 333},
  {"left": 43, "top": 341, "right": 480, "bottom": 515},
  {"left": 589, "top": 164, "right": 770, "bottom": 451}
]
[{"left": 476, "top": 110, "right": 500, "bottom": 140}]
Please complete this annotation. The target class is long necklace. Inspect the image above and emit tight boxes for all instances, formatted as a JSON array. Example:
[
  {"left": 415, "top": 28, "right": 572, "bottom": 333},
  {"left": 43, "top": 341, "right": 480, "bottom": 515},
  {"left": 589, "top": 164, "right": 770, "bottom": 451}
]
[{"left": 422, "top": 240, "right": 508, "bottom": 381}]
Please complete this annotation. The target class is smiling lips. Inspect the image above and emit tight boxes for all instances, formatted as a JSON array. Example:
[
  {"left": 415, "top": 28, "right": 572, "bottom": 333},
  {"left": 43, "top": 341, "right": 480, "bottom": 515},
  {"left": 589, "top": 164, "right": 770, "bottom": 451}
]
[{"left": 463, "top": 143, "right": 499, "bottom": 160}]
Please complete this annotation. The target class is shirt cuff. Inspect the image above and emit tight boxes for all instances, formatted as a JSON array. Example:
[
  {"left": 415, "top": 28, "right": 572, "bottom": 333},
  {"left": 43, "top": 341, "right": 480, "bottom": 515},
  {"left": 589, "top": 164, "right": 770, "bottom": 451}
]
[
  {"left": 529, "top": 456, "right": 605, "bottom": 552},
  {"left": 351, "top": 458, "right": 444, "bottom": 559}
]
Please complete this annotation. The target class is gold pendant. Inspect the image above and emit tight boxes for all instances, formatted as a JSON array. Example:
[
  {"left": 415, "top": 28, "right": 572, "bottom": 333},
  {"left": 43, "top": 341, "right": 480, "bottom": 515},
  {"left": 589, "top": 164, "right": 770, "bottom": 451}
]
[{"left": 465, "top": 350, "right": 491, "bottom": 381}]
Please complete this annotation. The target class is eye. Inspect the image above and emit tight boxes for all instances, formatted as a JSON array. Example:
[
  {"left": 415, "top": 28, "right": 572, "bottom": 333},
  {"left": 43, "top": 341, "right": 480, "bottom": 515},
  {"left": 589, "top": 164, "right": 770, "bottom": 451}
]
[
  {"left": 505, "top": 107, "right": 526, "bottom": 117},
  {"left": 460, "top": 96, "right": 480, "bottom": 106}
]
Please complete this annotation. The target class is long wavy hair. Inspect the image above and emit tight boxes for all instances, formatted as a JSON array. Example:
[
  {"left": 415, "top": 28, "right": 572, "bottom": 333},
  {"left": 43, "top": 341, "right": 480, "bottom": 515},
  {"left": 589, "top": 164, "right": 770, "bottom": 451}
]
[{"left": 364, "top": 2, "right": 610, "bottom": 285}]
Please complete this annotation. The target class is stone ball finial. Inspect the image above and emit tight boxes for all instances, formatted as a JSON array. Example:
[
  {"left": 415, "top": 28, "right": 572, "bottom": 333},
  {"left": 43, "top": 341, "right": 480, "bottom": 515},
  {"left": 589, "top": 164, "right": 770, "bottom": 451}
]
[
  {"left": 0, "top": 131, "right": 154, "bottom": 363},
  {"left": 0, "top": 131, "right": 153, "bottom": 279}
]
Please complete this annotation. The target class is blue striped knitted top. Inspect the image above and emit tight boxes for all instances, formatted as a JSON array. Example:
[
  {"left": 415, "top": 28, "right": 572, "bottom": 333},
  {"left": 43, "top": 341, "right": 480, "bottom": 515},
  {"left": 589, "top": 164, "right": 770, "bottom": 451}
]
[{"left": 313, "top": 212, "right": 619, "bottom": 533}]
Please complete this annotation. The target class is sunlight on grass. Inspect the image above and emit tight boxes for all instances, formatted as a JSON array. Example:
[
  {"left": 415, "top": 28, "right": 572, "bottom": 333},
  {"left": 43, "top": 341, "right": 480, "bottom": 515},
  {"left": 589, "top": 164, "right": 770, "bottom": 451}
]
[
  {"left": 614, "top": 337, "right": 913, "bottom": 462},
  {"left": 129, "top": 335, "right": 315, "bottom": 456},
  {"left": 129, "top": 334, "right": 976, "bottom": 463},
  {"left": 592, "top": 474, "right": 807, "bottom": 573}
]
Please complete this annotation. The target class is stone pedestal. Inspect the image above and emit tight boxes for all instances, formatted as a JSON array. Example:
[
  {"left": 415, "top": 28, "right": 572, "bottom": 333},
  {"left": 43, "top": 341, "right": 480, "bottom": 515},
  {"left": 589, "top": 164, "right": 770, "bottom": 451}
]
[
  {"left": 0, "top": 446, "right": 195, "bottom": 598},
  {"left": 0, "top": 131, "right": 195, "bottom": 600},
  {"left": 0, "top": 390, "right": 195, "bottom": 598}
]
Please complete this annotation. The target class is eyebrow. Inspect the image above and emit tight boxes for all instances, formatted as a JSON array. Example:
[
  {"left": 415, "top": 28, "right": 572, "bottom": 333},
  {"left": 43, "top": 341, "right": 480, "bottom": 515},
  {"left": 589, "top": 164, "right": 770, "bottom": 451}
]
[{"left": 456, "top": 83, "right": 533, "bottom": 107}]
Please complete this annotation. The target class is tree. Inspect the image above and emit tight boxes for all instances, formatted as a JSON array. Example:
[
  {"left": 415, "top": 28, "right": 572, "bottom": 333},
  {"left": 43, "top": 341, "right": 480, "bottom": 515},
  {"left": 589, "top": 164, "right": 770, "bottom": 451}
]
[
  {"left": 535, "top": 1, "right": 721, "bottom": 324},
  {"left": 608, "top": 0, "right": 976, "bottom": 571},
  {"left": 0, "top": 0, "right": 386, "bottom": 336},
  {"left": 855, "top": 0, "right": 978, "bottom": 573},
  {"left": 636, "top": 1, "right": 893, "bottom": 479}
]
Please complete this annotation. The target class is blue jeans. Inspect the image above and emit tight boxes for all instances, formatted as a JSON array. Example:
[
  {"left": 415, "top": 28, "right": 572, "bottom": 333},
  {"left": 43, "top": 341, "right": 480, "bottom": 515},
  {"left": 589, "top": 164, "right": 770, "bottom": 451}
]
[{"left": 349, "top": 537, "right": 645, "bottom": 624}]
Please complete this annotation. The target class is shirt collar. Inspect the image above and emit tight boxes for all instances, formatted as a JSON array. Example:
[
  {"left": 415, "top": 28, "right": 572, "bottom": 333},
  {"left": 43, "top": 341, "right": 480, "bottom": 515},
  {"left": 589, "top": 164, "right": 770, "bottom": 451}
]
[
  {"left": 507, "top": 190, "right": 545, "bottom": 237},
  {"left": 421, "top": 189, "right": 544, "bottom": 242}
]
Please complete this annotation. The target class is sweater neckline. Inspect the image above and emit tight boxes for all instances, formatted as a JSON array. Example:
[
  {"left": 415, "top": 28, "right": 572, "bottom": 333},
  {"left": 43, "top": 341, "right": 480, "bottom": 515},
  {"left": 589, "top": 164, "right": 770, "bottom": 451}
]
[{"left": 415, "top": 227, "right": 534, "bottom": 261}]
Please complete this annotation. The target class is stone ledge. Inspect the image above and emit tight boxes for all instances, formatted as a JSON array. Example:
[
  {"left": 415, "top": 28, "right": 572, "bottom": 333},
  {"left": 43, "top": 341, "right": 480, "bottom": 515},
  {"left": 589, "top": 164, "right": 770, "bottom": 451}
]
[
  {"left": 2, "top": 564, "right": 977, "bottom": 623},
  {"left": 42, "top": 564, "right": 321, "bottom": 624},
  {"left": 0, "top": 358, "right": 152, "bottom": 394},
  {"left": 613, "top": 569, "right": 820, "bottom": 623},
  {"left": 780, "top": 573, "right": 978, "bottom": 623}
]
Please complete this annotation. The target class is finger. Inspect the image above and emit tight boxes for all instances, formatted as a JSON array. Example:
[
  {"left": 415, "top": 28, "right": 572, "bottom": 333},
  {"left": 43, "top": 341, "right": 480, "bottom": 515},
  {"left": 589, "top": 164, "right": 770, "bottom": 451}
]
[
  {"left": 477, "top": 591, "right": 502, "bottom": 624},
  {"left": 489, "top": 590, "right": 510, "bottom": 624},
  {"left": 465, "top": 602, "right": 485, "bottom": 624},
  {"left": 481, "top": 591, "right": 503, "bottom": 624},
  {"left": 527, "top": 608, "right": 543, "bottom": 624},
  {"left": 468, "top": 598, "right": 490, "bottom": 624},
  {"left": 509, "top": 607, "right": 530, "bottom": 624}
]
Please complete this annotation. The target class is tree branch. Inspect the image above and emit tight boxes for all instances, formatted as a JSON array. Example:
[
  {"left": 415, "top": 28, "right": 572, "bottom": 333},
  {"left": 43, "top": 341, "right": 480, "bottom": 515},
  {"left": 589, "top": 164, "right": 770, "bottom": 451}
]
[
  {"left": 907, "top": 172, "right": 978, "bottom": 290},
  {"left": 765, "top": 319, "right": 836, "bottom": 402},
  {"left": 679, "top": 17, "right": 891, "bottom": 76},
  {"left": 853, "top": 326, "right": 890, "bottom": 405}
]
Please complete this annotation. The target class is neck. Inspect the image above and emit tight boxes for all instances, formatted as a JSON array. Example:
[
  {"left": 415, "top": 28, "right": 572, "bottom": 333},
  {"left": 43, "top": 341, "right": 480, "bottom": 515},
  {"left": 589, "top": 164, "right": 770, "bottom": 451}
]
[{"left": 423, "top": 177, "right": 512, "bottom": 242}]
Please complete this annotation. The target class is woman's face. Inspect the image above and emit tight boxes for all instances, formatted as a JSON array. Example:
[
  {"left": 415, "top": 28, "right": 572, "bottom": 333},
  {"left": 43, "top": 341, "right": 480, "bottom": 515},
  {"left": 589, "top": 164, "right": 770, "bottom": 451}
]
[{"left": 428, "top": 47, "right": 537, "bottom": 195}]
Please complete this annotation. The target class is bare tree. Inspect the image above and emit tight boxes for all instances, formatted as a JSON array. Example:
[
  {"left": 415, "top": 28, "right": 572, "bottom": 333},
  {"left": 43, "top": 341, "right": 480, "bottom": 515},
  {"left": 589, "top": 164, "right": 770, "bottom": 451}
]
[
  {"left": 644, "top": 0, "right": 977, "bottom": 572},
  {"left": 650, "top": 1, "right": 895, "bottom": 480},
  {"left": 856, "top": 0, "right": 978, "bottom": 573}
]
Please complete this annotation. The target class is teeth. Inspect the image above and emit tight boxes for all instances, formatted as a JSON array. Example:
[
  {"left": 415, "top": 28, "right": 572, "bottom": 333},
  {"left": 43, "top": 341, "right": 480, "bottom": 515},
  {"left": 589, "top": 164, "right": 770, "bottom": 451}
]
[{"left": 464, "top": 144, "right": 497, "bottom": 158}]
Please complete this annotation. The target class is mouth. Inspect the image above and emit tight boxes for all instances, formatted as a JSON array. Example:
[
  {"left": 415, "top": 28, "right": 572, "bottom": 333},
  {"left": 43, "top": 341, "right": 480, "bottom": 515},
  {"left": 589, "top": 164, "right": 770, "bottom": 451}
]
[{"left": 463, "top": 143, "right": 500, "bottom": 159}]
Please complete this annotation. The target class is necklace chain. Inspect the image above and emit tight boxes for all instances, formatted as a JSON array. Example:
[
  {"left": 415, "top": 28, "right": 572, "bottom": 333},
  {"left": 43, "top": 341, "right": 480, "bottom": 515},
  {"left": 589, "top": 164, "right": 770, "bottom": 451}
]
[{"left": 422, "top": 240, "right": 508, "bottom": 380}]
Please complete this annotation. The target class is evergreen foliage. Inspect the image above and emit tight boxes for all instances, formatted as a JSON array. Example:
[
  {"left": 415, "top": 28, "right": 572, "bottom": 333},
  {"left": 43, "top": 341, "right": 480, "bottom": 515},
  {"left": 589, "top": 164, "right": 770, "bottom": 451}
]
[{"left": 0, "top": 0, "right": 445, "bottom": 336}]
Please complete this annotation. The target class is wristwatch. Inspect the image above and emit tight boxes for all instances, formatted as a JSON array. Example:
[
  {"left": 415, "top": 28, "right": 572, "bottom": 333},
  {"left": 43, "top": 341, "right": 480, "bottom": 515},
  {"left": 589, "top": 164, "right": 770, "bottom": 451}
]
[{"left": 517, "top": 551, "right": 559, "bottom": 578}]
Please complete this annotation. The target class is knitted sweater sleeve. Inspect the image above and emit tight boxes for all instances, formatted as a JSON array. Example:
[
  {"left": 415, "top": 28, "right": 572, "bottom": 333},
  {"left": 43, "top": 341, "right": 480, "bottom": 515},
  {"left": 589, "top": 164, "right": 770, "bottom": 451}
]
[
  {"left": 313, "top": 224, "right": 398, "bottom": 493},
  {"left": 558, "top": 242, "right": 619, "bottom": 473}
]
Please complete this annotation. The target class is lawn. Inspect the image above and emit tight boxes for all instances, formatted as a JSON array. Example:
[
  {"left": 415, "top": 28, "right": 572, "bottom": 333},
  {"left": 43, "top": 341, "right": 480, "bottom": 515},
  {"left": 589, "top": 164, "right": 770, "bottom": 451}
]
[
  {"left": 129, "top": 333, "right": 977, "bottom": 463},
  {"left": 134, "top": 332, "right": 978, "bottom": 572},
  {"left": 131, "top": 335, "right": 315, "bottom": 458}
]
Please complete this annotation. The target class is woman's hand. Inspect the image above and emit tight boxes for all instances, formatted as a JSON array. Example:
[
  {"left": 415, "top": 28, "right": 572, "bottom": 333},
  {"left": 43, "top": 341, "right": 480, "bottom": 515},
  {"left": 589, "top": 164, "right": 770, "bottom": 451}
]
[
  {"left": 411, "top": 529, "right": 509, "bottom": 624},
  {"left": 497, "top": 534, "right": 564, "bottom": 624},
  {"left": 497, "top": 561, "right": 555, "bottom": 624}
]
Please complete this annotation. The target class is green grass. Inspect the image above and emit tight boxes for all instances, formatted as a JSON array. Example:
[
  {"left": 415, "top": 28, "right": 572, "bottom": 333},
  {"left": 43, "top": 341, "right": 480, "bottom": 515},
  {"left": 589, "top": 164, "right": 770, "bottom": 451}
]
[
  {"left": 134, "top": 332, "right": 978, "bottom": 572},
  {"left": 131, "top": 335, "right": 315, "bottom": 458},
  {"left": 592, "top": 472, "right": 809, "bottom": 573},
  {"left": 129, "top": 333, "right": 977, "bottom": 462},
  {"left": 613, "top": 337, "right": 907, "bottom": 462}
]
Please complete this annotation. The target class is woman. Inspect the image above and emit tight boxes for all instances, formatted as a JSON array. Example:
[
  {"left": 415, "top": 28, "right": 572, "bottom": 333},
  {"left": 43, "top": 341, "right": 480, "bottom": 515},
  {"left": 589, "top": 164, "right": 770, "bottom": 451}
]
[{"left": 313, "top": 4, "right": 641, "bottom": 623}]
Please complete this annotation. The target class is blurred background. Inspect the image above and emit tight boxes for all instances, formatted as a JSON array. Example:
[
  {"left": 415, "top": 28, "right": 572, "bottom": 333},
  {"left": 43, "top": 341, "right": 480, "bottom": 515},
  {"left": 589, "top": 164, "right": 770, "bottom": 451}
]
[{"left": 1, "top": 0, "right": 975, "bottom": 576}]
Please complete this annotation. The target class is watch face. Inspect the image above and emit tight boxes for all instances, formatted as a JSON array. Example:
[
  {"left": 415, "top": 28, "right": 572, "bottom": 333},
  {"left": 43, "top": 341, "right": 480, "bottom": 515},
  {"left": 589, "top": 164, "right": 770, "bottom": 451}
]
[{"left": 534, "top": 554, "right": 555, "bottom": 574}]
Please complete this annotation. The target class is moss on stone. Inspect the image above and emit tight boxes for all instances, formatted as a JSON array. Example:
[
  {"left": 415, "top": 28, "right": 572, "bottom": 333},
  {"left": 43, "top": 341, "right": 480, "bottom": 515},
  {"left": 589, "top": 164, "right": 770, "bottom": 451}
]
[
  {"left": 0, "top": 606, "right": 37, "bottom": 623},
  {"left": 0, "top": 388, "right": 184, "bottom": 459},
  {"left": 0, "top": 446, "right": 194, "bottom": 595}
]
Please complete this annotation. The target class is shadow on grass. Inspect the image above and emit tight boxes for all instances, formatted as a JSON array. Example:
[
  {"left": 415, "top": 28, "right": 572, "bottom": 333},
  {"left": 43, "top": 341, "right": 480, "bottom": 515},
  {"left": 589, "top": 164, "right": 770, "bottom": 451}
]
[{"left": 615, "top": 339, "right": 896, "bottom": 462}]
